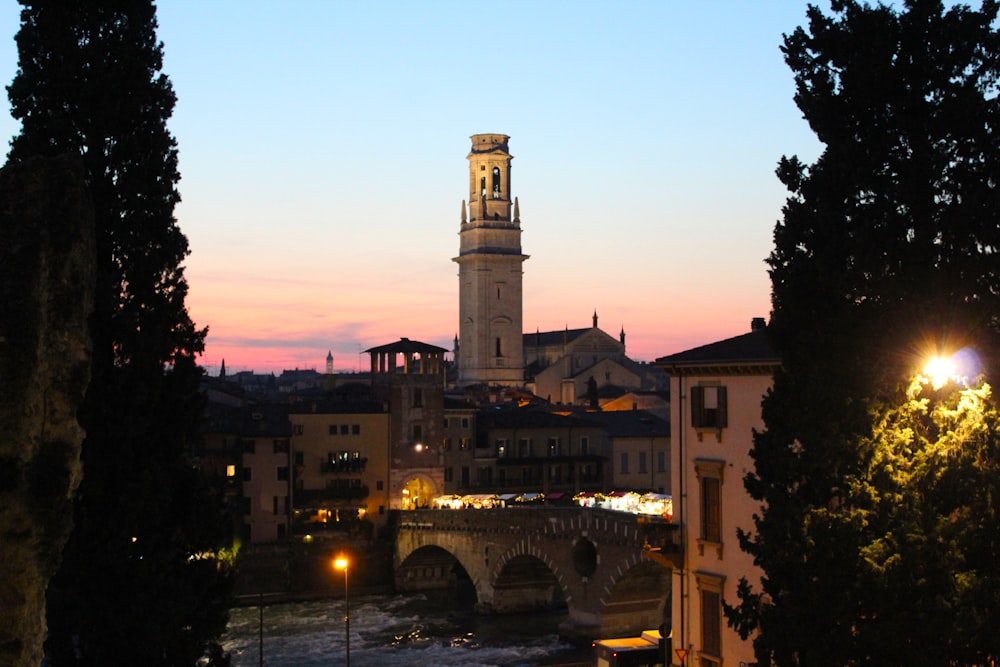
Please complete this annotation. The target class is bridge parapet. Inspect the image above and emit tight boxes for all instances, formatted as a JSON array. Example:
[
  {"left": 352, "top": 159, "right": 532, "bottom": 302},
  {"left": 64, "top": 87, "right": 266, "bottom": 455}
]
[{"left": 398, "top": 507, "right": 681, "bottom": 555}]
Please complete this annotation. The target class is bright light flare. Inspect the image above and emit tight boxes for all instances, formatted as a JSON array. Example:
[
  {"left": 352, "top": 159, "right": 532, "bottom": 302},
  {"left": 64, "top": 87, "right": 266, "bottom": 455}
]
[
  {"left": 334, "top": 556, "right": 349, "bottom": 572},
  {"left": 923, "top": 356, "right": 957, "bottom": 390},
  {"left": 920, "top": 348, "right": 982, "bottom": 389}
]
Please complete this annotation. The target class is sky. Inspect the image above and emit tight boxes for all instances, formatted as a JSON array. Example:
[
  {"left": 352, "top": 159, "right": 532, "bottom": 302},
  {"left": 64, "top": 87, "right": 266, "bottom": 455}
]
[{"left": 0, "top": 1, "right": 824, "bottom": 376}]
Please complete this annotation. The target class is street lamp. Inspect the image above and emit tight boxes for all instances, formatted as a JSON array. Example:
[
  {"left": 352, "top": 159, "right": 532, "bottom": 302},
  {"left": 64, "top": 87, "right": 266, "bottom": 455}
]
[
  {"left": 334, "top": 556, "right": 350, "bottom": 667},
  {"left": 923, "top": 355, "right": 957, "bottom": 390}
]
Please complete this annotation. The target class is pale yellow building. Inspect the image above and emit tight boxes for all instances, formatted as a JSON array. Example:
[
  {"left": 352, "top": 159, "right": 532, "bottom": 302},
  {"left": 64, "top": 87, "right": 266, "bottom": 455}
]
[
  {"left": 288, "top": 404, "right": 391, "bottom": 533},
  {"left": 656, "top": 318, "right": 778, "bottom": 667}
]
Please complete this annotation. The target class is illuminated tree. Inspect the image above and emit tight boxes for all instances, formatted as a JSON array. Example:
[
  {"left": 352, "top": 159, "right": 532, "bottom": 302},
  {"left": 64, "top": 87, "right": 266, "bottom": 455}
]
[
  {"left": 6, "top": 1, "right": 233, "bottom": 664},
  {"left": 729, "top": 1, "right": 1000, "bottom": 665}
]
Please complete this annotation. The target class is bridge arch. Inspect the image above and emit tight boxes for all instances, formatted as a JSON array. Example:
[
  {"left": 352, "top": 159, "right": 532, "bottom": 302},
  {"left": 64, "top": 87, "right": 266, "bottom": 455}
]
[
  {"left": 490, "top": 543, "right": 568, "bottom": 614},
  {"left": 394, "top": 508, "right": 680, "bottom": 640}
]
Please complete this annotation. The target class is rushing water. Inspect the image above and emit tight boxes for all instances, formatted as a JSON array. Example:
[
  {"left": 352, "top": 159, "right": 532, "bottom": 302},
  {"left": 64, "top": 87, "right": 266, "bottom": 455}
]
[{"left": 219, "top": 592, "right": 592, "bottom": 667}]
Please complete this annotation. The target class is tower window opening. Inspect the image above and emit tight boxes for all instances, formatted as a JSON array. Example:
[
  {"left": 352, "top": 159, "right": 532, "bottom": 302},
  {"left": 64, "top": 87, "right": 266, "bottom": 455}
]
[
  {"left": 492, "top": 167, "right": 501, "bottom": 198},
  {"left": 495, "top": 337, "right": 502, "bottom": 357},
  {"left": 480, "top": 176, "right": 486, "bottom": 197}
]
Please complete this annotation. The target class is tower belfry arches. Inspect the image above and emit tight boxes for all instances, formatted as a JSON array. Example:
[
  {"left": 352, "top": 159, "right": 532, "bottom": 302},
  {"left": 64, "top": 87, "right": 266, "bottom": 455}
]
[{"left": 454, "top": 134, "right": 528, "bottom": 387}]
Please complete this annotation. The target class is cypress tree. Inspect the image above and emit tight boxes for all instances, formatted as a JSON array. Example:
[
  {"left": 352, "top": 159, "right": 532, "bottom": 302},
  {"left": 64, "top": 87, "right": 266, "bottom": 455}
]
[
  {"left": 6, "top": 2, "right": 233, "bottom": 664},
  {"left": 730, "top": 2, "right": 1000, "bottom": 665}
]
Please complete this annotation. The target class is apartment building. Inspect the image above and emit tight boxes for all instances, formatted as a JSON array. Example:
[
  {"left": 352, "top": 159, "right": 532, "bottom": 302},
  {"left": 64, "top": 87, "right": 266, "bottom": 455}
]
[{"left": 656, "top": 318, "right": 779, "bottom": 667}]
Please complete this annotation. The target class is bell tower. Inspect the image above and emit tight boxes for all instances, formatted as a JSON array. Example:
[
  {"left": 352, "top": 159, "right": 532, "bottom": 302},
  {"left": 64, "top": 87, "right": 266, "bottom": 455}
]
[{"left": 454, "top": 134, "right": 527, "bottom": 387}]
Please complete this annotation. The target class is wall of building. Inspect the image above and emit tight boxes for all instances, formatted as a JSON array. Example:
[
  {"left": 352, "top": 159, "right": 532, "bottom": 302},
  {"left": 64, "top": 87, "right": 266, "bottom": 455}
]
[{"left": 671, "top": 371, "right": 771, "bottom": 667}]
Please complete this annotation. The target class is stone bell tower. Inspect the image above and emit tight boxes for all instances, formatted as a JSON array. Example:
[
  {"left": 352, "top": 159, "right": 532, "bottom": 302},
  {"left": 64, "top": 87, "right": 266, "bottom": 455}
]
[{"left": 454, "top": 134, "right": 528, "bottom": 387}]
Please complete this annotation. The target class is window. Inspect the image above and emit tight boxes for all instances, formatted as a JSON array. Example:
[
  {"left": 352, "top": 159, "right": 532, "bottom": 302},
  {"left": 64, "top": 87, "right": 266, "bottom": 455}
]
[
  {"left": 495, "top": 337, "right": 502, "bottom": 357},
  {"left": 495, "top": 439, "right": 507, "bottom": 458},
  {"left": 461, "top": 417, "right": 470, "bottom": 429},
  {"left": 580, "top": 436, "right": 589, "bottom": 455},
  {"left": 547, "top": 437, "right": 561, "bottom": 456},
  {"left": 277, "top": 466, "right": 289, "bottom": 481},
  {"left": 638, "top": 452, "right": 647, "bottom": 474},
  {"left": 273, "top": 439, "right": 288, "bottom": 453},
  {"left": 293, "top": 424, "right": 304, "bottom": 435},
  {"left": 492, "top": 166, "right": 501, "bottom": 197},
  {"left": 226, "top": 465, "right": 236, "bottom": 478},
  {"left": 444, "top": 467, "right": 453, "bottom": 482},
  {"left": 696, "top": 459, "right": 725, "bottom": 548},
  {"left": 460, "top": 466, "right": 470, "bottom": 488},
  {"left": 329, "top": 425, "right": 337, "bottom": 435},
  {"left": 242, "top": 440, "right": 255, "bottom": 454},
  {"left": 376, "top": 480, "right": 383, "bottom": 491},
  {"left": 691, "top": 385, "right": 728, "bottom": 429},
  {"left": 444, "top": 437, "right": 452, "bottom": 451},
  {"left": 697, "top": 574, "right": 725, "bottom": 664},
  {"left": 294, "top": 451, "right": 304, "bottom": 465},
  {"left": 460, "top": 438, "right": 470, "bottom": 450},
  {"left": 242, "top": 467, "right": 252, "bottom": 482},
  {"left": 657, "top": 451, "right": 666, "bottom": 473},
  {"left": 412, "top": 424, "right": 423, "bottom": 440},
  {"left": 340, "top": 424, "right": 349, "bottom": 435},
  {"left": 352, "top": 424, "right": 360, "bottom": 435},
  {"left": 413, "top": 388, "right": 422, "bottom": 407},
  {"left": 518, "top": 438, "right": 532, "bottom": 457},
  {"left": 620, "top": 452, "right": 629, "bottom": 474}
]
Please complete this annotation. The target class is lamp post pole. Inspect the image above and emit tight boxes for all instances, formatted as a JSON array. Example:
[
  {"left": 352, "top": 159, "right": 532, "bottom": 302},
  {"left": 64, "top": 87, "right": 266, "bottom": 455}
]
[{"left": 335, "top": 557, "right": 350, "bottom": 667}]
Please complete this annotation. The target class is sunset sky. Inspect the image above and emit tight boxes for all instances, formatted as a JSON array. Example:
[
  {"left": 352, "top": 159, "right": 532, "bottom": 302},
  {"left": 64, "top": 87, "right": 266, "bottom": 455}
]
[{"left": 0, "top": 2, "right": 823, "bottom": 376}]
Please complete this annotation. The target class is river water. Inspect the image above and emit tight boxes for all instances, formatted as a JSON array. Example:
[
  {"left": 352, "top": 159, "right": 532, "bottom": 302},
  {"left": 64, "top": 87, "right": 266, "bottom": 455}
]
[{"left": 219, "top": 591, "right": 593, "bottom": 667}]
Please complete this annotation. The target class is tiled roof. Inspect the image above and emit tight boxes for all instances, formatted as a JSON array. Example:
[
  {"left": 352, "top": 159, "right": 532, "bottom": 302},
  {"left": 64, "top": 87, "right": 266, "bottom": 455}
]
[{"left": 655, "top": 329, "right": 780, "bottom": 368}]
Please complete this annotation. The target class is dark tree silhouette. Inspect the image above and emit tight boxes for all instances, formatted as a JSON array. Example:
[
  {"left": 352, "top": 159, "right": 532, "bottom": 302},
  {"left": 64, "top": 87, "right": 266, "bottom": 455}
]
[
  {"left": 7, "top": 2, "right": 233, "bottom": 664},
  {"left": 730, "top": 1, "right": 1000, "bottom": 665}
]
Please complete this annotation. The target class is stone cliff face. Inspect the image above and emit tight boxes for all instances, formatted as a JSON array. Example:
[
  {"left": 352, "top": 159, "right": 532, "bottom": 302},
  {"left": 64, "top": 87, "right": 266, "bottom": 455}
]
[{"left": 0, "top": 156, "right": 94, "bottom": 667}]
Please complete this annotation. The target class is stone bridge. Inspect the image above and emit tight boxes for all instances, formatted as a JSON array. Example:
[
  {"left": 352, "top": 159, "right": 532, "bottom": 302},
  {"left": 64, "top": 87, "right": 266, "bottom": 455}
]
[{"left": 394, "top": 507, "right": 681, "bottom": 640}]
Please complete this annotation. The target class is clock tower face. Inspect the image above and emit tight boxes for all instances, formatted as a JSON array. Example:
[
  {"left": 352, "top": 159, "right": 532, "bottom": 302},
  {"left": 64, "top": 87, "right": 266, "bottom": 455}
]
[{"left": 454, "top": 134, "right": 527, "bottom": 388}]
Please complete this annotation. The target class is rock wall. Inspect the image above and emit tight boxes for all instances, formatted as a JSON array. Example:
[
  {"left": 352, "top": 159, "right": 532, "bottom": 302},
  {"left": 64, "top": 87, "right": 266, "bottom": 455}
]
[{"left": 0, "top": 156, "right": 94, "bottom": 667}]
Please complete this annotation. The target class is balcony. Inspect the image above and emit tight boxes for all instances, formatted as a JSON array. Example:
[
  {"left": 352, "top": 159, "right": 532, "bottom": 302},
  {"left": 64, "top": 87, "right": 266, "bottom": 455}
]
[{"left": 321, "top": 456, "right": 368, "bottom": 474}]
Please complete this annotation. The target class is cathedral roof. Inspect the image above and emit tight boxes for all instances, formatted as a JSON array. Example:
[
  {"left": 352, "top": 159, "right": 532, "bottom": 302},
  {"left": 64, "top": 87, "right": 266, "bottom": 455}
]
[{"left": 523, "top": 327, "right": 593, "bottom": 347}]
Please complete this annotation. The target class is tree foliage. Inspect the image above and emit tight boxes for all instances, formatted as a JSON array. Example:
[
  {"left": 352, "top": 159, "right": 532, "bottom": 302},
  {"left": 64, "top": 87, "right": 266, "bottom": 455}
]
[
  {"left": 6, "top": 2, "right": 233, "bottom": 664},
  {"left": 730, "top": 1, "right": 1000, "bottom": 665}
]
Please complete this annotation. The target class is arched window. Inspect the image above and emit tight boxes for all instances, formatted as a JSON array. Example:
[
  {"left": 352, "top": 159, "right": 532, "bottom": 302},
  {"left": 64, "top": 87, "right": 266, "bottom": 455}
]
[
  {"left": 492, "top": 167, "right": 501, "bottom": 198},
  {"left": 480, "top": 176, "right": 486, "bottom": 198},
  {"left": 495, "top": 337, "right": 502, "bottom": 357}
]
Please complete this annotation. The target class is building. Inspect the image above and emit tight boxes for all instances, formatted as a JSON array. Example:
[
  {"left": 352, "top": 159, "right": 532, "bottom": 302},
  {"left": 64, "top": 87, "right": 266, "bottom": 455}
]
[
  {"left": 582, "top": 409, "right": 670, "bottom": 493},
  {"left": 452, "top": 134, "right": 667, "bottom": 400},
  {"left": 288, "top": 397, "right": 390, "bottom": 536},
  {"left": 454, "top": 133, "right": 527, "bottom": 388},
  {"left": 237, "top": 403, "right": 292, "bottom": 543},
  {"left": 367, "top": 337, "right": 449, "bottom": 509},
  {"left": 525, "top": 312, "right": 668, "bottom": 405},
  {"left": 655, "top": 317, "right": 779, "bottom": 667}
]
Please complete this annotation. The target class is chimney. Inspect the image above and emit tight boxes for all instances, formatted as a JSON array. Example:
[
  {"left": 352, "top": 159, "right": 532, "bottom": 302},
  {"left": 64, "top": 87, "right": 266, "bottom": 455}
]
[{"left": 751, "top": 317, "right": 766, "bottom": 332}]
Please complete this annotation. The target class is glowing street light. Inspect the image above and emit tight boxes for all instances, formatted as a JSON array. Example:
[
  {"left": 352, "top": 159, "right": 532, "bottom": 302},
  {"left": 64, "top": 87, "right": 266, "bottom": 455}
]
[
  {"left": 334, "top": 556, "right": 350, "bottom": 667},
  {"left": 923, "top": 355, "right": 957, "bottom": 390}
]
